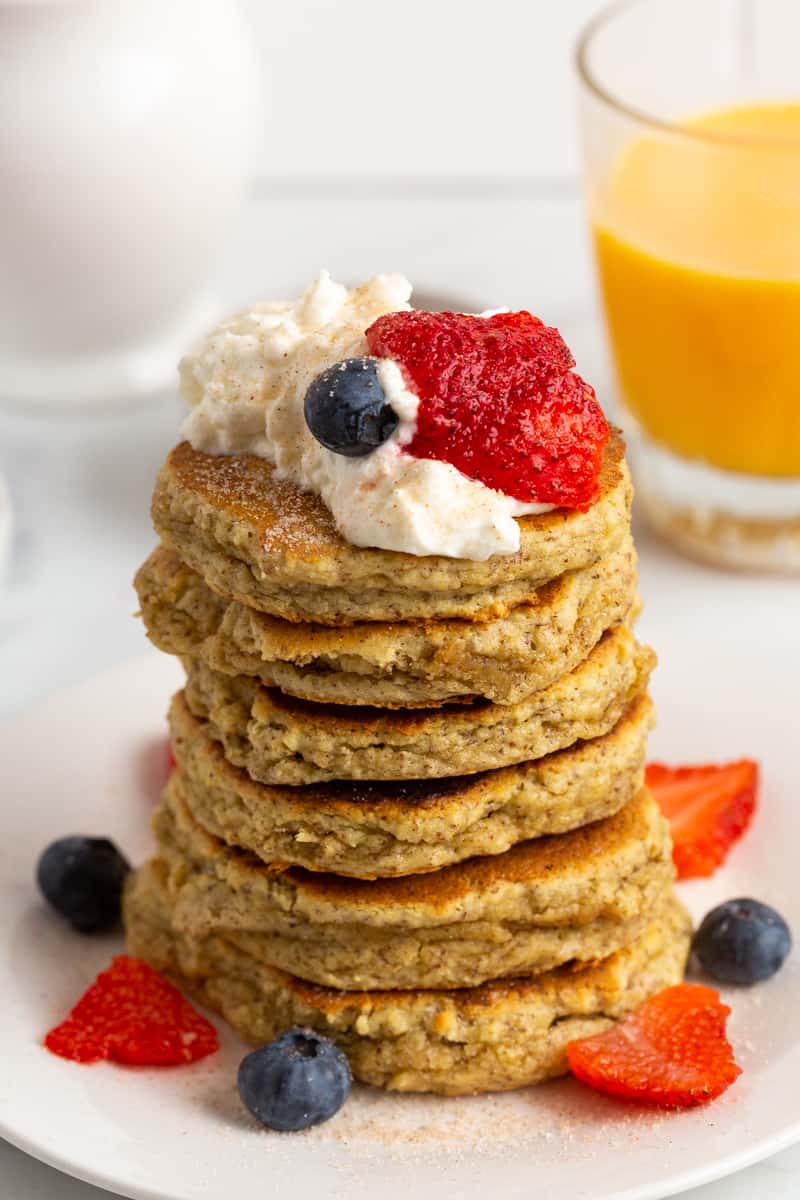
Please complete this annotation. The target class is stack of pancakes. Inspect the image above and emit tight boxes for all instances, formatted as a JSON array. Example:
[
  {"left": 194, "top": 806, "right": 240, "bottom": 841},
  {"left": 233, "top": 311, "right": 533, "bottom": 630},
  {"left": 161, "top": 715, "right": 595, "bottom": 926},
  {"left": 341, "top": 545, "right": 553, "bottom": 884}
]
[{"left": 125, "top": 429, "right": 691, "bottom": 1095}]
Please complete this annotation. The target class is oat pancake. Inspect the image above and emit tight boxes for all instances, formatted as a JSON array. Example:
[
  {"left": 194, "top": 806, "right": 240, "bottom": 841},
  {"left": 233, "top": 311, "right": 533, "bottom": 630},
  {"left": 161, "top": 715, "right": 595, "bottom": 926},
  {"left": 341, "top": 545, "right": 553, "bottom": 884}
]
[
  {"left": 169, "top": 691, "right": 653, "bottom": 877},
  {"left": 124, "top": 861, "right": 691, "bottom": 1095},
  {"left": 137, "top": 539, "right": 638, "bottom": 707},
  {"left": 151, "top": 432, "right": 631, "bottom": 624},
  {"left": 152, "top": 784, "right": 673, "bottom": 990},
  {"left": 181, "top": 625, "right": 655, "bottom": 784}
]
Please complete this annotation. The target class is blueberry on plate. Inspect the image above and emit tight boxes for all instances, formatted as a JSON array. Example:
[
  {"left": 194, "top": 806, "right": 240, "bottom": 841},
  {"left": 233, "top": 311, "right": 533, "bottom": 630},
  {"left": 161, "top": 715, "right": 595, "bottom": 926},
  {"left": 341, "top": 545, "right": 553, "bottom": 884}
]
[
  {"left": 304, "top": 356, "right": 399, "bottom": 457},
  {"left": 693, "top": 898, "right": 792, "bottom": 985},
  {"left": 36, "top": 836, "right": 130, "bottom": 933},
  {"left": 238, "top": 1027, "right": 352, "bottom": 1131}
]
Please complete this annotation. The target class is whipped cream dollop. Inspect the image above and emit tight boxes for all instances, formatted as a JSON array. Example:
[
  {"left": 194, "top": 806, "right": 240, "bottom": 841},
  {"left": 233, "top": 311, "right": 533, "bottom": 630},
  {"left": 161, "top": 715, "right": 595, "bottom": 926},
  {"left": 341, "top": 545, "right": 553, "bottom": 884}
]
[{"left": 180, "top": 272, "right": 553, "bottom": 559}]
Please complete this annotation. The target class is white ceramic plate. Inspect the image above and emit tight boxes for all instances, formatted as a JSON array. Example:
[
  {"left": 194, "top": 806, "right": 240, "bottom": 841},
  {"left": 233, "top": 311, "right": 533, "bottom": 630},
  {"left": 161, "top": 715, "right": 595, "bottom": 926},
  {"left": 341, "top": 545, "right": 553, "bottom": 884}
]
[{"left": 0, "top": 544, "right": 798, "bottom": 1200}]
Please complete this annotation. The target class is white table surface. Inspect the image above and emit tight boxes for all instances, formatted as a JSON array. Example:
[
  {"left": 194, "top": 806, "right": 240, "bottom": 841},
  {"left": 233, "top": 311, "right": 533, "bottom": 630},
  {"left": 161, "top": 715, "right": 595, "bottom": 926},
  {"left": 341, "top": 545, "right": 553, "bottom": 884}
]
[{"left": 1, "top": 185, "right": 798, "bottom": 1199}]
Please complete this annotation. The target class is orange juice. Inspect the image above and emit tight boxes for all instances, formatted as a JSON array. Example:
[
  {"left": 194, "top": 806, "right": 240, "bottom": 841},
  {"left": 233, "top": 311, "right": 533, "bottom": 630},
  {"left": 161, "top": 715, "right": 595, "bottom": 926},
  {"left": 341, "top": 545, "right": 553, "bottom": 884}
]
[{"left": 593, "top": 102, "right": 800, "bottom": 477}]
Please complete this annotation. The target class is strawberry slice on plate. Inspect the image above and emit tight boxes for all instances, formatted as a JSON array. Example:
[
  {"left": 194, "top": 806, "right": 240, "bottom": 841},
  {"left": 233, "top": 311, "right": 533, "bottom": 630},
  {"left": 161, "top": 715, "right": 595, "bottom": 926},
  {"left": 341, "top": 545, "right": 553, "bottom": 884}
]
[
  {"left": 45, "top": 955, "right": 219, "bottom": 1066},
  {"left": 646, "top": 759, "right": 758, "bottom": 880},
  {"left": 567, "top": 983, "right": 741, "bottom": 1107}
]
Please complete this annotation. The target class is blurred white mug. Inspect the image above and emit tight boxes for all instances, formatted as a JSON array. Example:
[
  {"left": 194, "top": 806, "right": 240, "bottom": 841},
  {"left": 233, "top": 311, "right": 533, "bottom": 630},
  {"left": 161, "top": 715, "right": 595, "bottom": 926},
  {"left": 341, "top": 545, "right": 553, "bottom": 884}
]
[{"left": 0, "top": 0, "right": 259, "bottom": 408}]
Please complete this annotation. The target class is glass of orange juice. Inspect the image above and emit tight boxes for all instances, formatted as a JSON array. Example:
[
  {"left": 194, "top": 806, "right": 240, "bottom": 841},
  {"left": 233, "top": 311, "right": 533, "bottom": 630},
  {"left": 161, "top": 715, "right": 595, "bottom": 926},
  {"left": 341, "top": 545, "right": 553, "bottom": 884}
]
[{"left": 577, "top": 0, "right": 800, "bottom": 572}]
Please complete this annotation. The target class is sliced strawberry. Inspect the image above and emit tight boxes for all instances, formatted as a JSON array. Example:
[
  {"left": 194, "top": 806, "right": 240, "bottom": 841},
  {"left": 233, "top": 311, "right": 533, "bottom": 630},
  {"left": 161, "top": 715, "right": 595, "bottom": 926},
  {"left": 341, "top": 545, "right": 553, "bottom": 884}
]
[
  {"left": 647, "top": 759, "right": 758, "bottom": 880},
  {"left": 45, "top": 955, "right": 218, "bottom": 1066},
  {"left": 567, "top": 983, "right": 741, "bottom": 1107},
  {"left": 365, "top": 310, "right": 609, "bottom": 511}
]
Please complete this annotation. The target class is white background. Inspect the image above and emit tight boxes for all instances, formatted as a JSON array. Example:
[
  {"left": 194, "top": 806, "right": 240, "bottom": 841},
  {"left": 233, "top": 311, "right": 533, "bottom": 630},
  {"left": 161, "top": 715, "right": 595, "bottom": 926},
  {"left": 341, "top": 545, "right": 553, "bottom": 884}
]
[{"left": 239, "top": 0, "right": 602, "bottom": 182}]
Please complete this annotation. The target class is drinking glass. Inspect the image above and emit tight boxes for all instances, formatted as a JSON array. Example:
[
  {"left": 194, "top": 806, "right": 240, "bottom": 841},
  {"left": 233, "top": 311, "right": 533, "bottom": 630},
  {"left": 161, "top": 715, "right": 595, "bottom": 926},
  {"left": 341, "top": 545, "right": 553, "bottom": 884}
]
[{"left": 577, "top": 0, "right": 800, "bottom": 572}]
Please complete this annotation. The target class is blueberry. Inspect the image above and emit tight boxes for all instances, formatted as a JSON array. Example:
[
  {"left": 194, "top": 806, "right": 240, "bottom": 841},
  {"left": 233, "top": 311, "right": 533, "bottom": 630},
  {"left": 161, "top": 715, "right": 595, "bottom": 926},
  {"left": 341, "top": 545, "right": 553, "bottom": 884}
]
[
  {"left": 238, "top": 1027, "right": 352, "bottom": 1131},
  {"left": 36, "top": 836, "right": 130, "bottom": 933},
  {"left": 693, "top": 898, "right": 792, "bottom": 985},
  {"left": 304, "top": 357, "right": 398, "bottom": 457}
]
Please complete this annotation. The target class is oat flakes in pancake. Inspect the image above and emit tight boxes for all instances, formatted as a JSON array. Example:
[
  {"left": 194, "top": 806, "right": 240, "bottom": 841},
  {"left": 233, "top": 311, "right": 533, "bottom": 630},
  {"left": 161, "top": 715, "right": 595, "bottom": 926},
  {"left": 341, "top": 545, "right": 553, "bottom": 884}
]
[
  {"left": 124, "top": 862, "right": 692, "bottom": 1095},
  {"left": 136, "top": 538, "right": 638, "bottom": 708},
  {"left": 151, "top": 431, "right": 631, "bottom": 625},
  {"left": 180, "top": 625, "right": 655, "bottom": 784},
  {"left": 169, "top": 691, "right": 653, "bottom": 877},
  {"left": 152, "top": 784, "right": 673, "bottom": 990}
]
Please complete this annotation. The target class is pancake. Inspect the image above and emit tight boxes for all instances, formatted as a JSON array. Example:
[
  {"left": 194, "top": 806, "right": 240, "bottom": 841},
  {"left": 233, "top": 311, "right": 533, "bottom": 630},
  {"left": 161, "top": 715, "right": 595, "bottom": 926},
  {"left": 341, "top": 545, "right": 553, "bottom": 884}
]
[
  {"left": 169, "top": 691, "right": 654, "bottom": 877},
  {"left": 124, "top": 861, "right": 692, "bottom": 1095},
  {"left": 152, "top": 784, "right": 673, "bottom": 990},
  {"left": 136, "top": 539, "right": 639, "bottom": 707},
  {"left": 181, "top": 624, "right": 655, "bottom": 784},
  {"left": 151, "top": 432, "right": 632, "bottom": 624}
]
